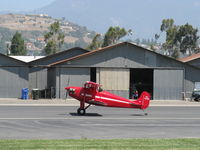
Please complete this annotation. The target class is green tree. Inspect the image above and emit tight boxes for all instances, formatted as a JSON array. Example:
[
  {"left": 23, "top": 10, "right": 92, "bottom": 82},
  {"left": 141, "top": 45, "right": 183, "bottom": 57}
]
[
  {"left": 174, "top": 23, "right": 199, "bottom": 55},
  {"left": 157, "top": 19, "right": 199, "bottom": 58},
  {"left": 159, "top": 19, "right": 179, "bottom": 57},
  {"left": 102, "top": 27, "right": 131, "bottom": 47},
  {"left": 10, "top": 32, "right": 26, "bottom": 55},
  {"left": 44, "top": 40, "right": 57, "bottom": 55},
  {"left": 44, "top": 21, "right": 65, "bottom": 55},
  {"left": 86, "top": 34, "right": 102, "bottom": 50},
  {"left": 160, "top": 19, "right": 175, "bottom": 32},
  {"left": 87, "top": 26, "right": 132, "bottom": 50}
]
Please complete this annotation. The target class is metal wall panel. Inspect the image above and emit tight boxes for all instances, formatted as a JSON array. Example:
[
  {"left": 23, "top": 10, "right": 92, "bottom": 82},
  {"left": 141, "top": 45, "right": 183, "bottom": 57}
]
[
  {"left": 145, "top": 51, "right": 157, "bottom": 67},
  {"left": 0, "top": 67, "right": 28, "bottom": 98},
  {"left": 29, "top": 68, "right": 47, "bottom": 90},
  {"left": 98, "top": 68, "right": 130, "bottom": 98},
  {"left": 58, "top": 67, "right": 90, "bottom": 99},
  {"left": 99, "top": 68, "right": 130, "bottom": 90},
  {"left": 37, "top": 69, "right": 47, "bottom": 90},
  {"left": 154, "top": 69, "right": 183, "bottom": 100},
  {"left": 188, "top": 59, "right": 200, "bottom": 69}
]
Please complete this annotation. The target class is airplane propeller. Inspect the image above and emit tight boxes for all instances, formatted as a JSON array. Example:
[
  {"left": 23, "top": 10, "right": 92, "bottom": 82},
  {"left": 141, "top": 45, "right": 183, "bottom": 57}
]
[
  {"left": 65, "top": 77, "right": 70, "bottom": 100},
  {"left": 66, "top": 90, "right": 68, "bottom": 100}
]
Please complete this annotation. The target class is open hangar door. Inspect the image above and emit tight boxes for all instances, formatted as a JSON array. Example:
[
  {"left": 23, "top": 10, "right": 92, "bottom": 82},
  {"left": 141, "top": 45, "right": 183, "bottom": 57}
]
[
  {"left": 130, "top": 69, "right": 154, "bottom": 99},
  {"left": 153, "top": 69, "right": 183, "bottom": 100}
]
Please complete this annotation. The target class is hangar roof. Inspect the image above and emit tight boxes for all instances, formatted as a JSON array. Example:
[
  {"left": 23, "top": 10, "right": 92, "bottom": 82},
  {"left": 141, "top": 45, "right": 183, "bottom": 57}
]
[
  {"left": 28, "top": 47, "right": 89, "bottom": 64},
  {"left": 178, "top": 53, "right": 200, "bottom": 62},
  {"left": 48, "top": 42, "right": 183, "bottom": 67},
  {"left": 10, "top": 56, "right": 45, "bottom": 62},
  {"left": 0, "top": 53, "right": 27, "bottom": 65},
  {"left": 0, "top": 47, "right": 89, "bottom": 66}
]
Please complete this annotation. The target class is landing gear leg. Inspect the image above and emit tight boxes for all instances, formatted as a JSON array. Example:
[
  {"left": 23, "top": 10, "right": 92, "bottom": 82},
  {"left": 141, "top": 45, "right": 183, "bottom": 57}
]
[
  {"left": 77, "top": 100, "right": 86, "bottom": 115},
  {"left": 77, "top": 104, "right": 92, "bottom": 115},
  {"left": 143, "top": 110, "right": 148, "bottom": 116},
  {"left": 77, "top": 108, "right": 86, "bottom": 115},
  {"left": 77, "top": 95, "right": 92, "bottom": 116}
]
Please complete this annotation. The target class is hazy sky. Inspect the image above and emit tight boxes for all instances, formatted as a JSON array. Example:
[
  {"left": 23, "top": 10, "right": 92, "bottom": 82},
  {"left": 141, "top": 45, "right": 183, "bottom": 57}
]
[{"left": 0, "top": 0, "right": 55, "bottom": 11}]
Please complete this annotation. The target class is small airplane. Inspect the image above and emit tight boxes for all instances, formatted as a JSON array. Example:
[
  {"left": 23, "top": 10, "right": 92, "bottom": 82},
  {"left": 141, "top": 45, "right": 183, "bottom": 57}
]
[{"left": 65, "top": 81, "right": 151, "bottom": 115}]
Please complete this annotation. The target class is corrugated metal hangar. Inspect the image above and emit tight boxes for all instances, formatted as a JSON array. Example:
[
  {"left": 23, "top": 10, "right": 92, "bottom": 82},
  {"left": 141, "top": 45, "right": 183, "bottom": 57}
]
[
  {"left": 0, "top": 42, "right": 200, "bottom": 100},
  {"left": 28, "top": 47, "right": 88, "bottom": 91},
  {"left": 0, "top": 54, "right": 28, "bottom": 98}
]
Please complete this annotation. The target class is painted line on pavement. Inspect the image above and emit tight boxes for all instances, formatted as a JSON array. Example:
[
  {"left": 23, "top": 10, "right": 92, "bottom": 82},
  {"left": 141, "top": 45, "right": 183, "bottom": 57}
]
[
  {"left": 80, "top": 123, "right": 200, "bottom": 127},
  {"left": 0, "top": 104, "right": 80, "bottom": 106},
  {"left": 0, "top": 104, "right": 200, "bottom": 107},
  {"left": 0, "top": 117, "right": 200, "bottom": 120}
]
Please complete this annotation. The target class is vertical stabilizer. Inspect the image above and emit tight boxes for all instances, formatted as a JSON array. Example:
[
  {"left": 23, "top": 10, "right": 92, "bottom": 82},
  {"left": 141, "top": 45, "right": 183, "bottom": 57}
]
[{"left": 134, "top": 91, "right": 151, "bottom": 109}]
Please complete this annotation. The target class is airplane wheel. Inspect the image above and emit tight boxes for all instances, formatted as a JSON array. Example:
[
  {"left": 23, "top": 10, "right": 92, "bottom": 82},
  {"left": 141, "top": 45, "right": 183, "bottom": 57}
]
[{"left": 77, "top": 108, "right": 86, "bottom": 115}]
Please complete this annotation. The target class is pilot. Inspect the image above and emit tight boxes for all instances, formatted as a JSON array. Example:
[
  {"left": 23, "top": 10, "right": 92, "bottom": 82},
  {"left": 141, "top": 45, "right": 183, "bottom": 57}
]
[
  {"left": 132, "top": 90, "right": 138, "bottom": 99},
  {"left": 98, "top": 87, "right": 103, "bottom": 92}
]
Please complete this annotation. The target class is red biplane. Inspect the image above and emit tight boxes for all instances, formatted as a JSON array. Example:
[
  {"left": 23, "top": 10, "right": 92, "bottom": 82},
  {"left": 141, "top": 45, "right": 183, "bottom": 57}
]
[{"left": 65, "top": 81, "right": 151, "bottom": 115}]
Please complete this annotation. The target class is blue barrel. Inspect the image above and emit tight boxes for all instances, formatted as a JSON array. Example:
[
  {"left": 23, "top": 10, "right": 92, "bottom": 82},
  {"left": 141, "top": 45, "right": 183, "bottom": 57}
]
[{"left": 21, "top": 88, "right": 29, "bottom": 100}]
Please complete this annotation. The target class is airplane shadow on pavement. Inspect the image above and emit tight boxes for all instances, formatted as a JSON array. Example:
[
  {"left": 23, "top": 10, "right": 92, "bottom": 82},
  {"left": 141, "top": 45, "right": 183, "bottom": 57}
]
[
  {"left": 131, "top": 114, "right": 147, "bottom": 116},
  {"left": 69, "top": 113, "right": 102, "bottom": 117}
]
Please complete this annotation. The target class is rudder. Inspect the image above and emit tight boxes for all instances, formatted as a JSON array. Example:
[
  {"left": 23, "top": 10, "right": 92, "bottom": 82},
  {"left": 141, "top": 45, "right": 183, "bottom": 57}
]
[{"left": 137, "top": 91, "right": 151, "bottom": 109}]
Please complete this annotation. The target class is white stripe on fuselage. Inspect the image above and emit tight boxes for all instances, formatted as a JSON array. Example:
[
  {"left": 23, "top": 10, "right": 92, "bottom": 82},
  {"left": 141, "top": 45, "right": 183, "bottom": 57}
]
[{"left": 95, "top": 96, "right": 131, "bottom": 104}]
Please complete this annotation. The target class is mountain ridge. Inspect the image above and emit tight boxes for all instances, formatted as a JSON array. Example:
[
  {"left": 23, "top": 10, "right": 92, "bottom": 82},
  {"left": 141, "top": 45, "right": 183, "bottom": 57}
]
[
  {"left": 33, "top": 0, "right": 200, "bottom": 40},
  {"left": 0, "top": 13, "right": 95, "bottom": 54}
]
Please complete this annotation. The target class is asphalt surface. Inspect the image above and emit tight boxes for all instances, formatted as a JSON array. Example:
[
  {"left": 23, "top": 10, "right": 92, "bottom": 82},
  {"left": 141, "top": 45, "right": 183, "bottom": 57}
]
[{"left": 0, "top": 106, "right": 200, "bottom": 139}]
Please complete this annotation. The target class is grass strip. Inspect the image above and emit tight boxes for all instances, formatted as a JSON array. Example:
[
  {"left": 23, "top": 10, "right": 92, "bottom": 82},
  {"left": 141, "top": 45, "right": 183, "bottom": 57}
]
[{"left": 0, "top": 139, "right": 200, "bottom": 150}]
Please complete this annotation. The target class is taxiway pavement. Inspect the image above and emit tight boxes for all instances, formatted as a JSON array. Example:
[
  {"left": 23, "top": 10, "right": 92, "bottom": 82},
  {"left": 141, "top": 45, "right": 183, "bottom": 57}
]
[{"left": 0, "top": 106, "right": 200, "bottom": 139}]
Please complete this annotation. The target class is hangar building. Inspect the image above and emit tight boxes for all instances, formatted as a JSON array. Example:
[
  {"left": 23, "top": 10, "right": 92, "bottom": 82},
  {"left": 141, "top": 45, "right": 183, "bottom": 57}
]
[
  {"left": 0, "top": 42, "right": 200, "bottom": 100},
  {"left": 47, "top": 42, "right": 200, "bottom": 100}
]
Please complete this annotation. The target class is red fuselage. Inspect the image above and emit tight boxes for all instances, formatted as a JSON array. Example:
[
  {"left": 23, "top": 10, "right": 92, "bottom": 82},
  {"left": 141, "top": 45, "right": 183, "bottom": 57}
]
[{"left": 66, "top": 85, "right": 150, "bottom": 110}]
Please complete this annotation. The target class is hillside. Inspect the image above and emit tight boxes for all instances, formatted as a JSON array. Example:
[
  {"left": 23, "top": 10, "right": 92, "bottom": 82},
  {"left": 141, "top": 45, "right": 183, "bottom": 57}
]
[
  {"left": 0, "top": 14, "right": 95, "bottom": 54},
  {"left": 34, "top": 0, "right": 200, "bottom": 41}
]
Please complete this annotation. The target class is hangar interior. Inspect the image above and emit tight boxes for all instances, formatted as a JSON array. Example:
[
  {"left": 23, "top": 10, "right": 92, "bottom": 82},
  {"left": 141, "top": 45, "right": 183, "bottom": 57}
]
[
  {"left": 90, "top": 68, "right": 96, "bottom": 83},
  {"left": 130, "top": 69, "right": 153, "bottom": 99}
]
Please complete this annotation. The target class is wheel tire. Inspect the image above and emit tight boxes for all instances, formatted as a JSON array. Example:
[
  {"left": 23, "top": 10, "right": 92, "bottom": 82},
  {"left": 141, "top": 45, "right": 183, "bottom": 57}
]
[{"left": 77, "top": 108, "right": 86, "bottom": 115}]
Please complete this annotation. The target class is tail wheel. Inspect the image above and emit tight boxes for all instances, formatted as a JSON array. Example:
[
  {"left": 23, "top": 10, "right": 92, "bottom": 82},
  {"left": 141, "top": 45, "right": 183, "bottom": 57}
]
[{"left": 77, "top": 108, "right": 86, "bottom": 115}]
